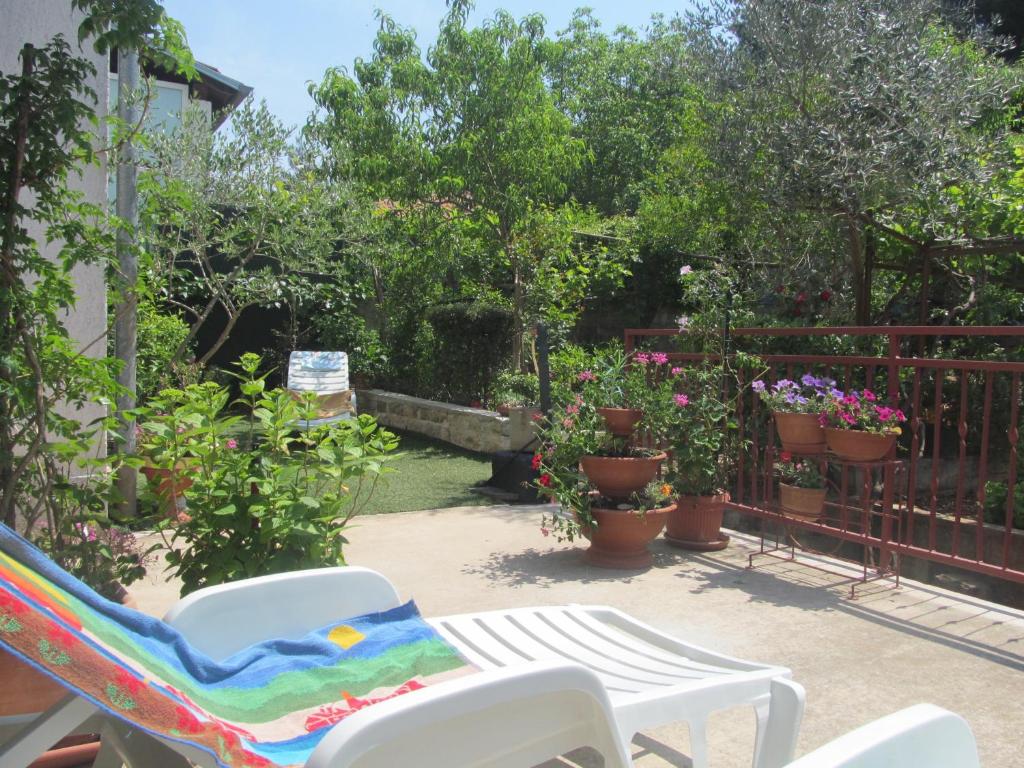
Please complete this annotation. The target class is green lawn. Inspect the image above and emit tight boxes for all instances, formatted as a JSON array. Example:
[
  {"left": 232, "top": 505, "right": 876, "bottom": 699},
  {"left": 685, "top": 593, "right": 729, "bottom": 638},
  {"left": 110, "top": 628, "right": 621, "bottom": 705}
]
[{"left": 359, "top": 430, "right": 498, "bottom": 514}]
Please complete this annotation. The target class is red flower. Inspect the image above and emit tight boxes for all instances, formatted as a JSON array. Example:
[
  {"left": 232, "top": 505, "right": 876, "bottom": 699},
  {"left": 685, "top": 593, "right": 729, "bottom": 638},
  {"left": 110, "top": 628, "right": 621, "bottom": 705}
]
[
  {"left": 174, "top": 705, "right": 203, "bottom": 734},
  {"left": 113, "top": 668, "right": 144, "bottom": 695},
  {"left": 820, "top": 290, "right": 832, "bottom": 301},
  {"left": 530, "top": 453, "right": 542, "bottom": 470},
  {"left": 46, "top": 624, "right": 76, "bottom": 649},
  {"left": 539, "top": 474, "right": 553, "bottom": 488},
  {"left": 795, "top": 291, "right": 807, "bottom": 303},
  {"left": 779, "top": 451, "right": 792, "bottom": 462}
]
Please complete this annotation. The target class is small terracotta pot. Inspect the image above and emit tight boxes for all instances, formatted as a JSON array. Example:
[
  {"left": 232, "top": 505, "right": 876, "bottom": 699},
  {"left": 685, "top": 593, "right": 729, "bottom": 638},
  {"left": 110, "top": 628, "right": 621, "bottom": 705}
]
[
  {"left": 779, "top": 483, "right": 826, "bottom": 521},
  {"left": 773, "top": 412, "right": 826, "bottom": 453},
  {"left": 579, "top": 503, "right": 672, "bottom": 568},
  {"left": 824, "top": 428, "right": 895, "bottom": 462},
  {"left": 596, "top": 407, "right": 644, "bottom": 438},
  {"left": 665, "top": 493, "right": 730, "bottom": 551},
  {"left": 580, "top": 452, "right": 667, "bottom": 500}
]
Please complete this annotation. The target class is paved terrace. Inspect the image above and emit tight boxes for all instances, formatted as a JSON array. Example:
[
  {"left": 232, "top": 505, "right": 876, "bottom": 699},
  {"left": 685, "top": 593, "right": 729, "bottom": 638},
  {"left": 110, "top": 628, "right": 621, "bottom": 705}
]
[{"left": 131, "top": 505, "right": 1024, "bottom": 767}]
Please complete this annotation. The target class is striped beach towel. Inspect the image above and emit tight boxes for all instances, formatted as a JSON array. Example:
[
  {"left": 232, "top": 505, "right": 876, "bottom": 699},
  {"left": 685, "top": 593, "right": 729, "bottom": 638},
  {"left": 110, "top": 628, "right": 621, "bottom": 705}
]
[{"left": 0, "top": 524, "right": 476, "bottom": 767}]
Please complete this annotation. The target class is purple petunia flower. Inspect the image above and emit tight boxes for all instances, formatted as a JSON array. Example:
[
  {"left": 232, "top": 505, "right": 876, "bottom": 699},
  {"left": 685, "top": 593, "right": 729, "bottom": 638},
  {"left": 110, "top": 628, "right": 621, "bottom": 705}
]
[{"left": 752, "top": 380, "right": 766, "bottom": 393}]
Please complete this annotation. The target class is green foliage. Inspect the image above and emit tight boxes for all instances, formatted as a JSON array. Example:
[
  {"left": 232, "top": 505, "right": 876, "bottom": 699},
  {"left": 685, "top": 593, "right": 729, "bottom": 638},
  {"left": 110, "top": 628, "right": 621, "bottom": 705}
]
[
  {"left": 0, "top": 2, "right": 188, "bottom": 599},
  {"left": 982, "top": 480, "right": 1024, "bottom": 530},
  {"left": 424, "top": 299, "right": 514, "bottom": 403},
  {"left": 136, "top": 299, "right": 193, "bottom": 402},
  {"left": 312, "top": 311, "right": 388, "bottom": 384},
  {"left": 138, "top": 354, "right": 399, "bottom": 595},
  {"left": 488, "top": 370, "right": 539, "bottom": 409}
]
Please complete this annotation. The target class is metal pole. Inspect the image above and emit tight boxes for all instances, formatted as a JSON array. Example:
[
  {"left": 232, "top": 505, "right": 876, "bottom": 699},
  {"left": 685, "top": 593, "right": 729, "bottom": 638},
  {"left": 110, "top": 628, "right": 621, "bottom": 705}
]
[
  {"left": 115, "top": 48, "right": 139, "bottom": 517},
  {"left": 537, "top": 323, "right": 551, "bottom": 417}
]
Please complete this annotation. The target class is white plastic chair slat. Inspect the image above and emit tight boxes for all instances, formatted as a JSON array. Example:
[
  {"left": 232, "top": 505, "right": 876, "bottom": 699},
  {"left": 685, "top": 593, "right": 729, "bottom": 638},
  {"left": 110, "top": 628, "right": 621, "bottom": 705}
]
[
  {"left": 502, "top": 611, "right": 703, "bottom": 688},
  {"left": 543, "top": 608, "right": 732, "bottom": 679},
  {"left": 563, "top": 609, "right": 742, "bottom": 676},
  {"left": 439, "top": 613, "right": 657, "bottom": 693}
]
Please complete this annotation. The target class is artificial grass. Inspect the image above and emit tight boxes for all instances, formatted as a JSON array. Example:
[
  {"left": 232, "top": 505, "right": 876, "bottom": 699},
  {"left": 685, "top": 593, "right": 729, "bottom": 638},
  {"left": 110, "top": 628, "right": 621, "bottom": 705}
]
[{"left": 358, "top": 430, "right": 498, "bottom": 514}]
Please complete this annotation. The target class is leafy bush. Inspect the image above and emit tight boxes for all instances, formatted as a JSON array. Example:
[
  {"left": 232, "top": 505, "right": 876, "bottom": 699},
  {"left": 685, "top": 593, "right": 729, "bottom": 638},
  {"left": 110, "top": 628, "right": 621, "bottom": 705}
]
[
  {"left": 136, "top": 299, "right": 194, "bottom": 402},
  {"left": 488, "top": 370, "right": 539, "bottom": 409},
  {"left": 425, "top": 299, "right": 514, "bottom": 404},
  {"left": 312, "top": 311, "right": 389, "bottom": 384},
  {"left": 983, "top": 481, "right": 1024, "bottom": 530},
  {"left": 138, "top": 354, "right": 398, "bottom": 595}
]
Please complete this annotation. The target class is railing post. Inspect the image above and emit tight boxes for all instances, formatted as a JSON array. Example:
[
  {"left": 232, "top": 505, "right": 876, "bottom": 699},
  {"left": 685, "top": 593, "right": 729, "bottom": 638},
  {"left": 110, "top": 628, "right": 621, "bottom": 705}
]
[{"left": 880, "top": 333, "right": 901, "bottom": 572}]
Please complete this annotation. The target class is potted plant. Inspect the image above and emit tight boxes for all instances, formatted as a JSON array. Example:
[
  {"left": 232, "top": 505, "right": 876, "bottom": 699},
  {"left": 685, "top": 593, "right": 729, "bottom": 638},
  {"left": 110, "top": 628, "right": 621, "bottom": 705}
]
[
  {"left": 820, "top": 389, "right": 906, "bottom": 461},
  {"left": 576, "top": 348, "right": 654, "bottom": 437},
  {"left": 488, "top": 370, "right": 540, "bottom": 417},
  {"left": 137, "top": 354, "right": 399, "bottom": 596},
  {"left": 654, "top": 362, "right": 740, "bottom": 551},
  {"left": 753, "top": 375, "right": 838, "bottom": 453},
  {"left": 775, "top": 452, "right": 827, "bottom": 520},
  {"left": 532, "top": 349, "right": 670, "bottom": 568}
]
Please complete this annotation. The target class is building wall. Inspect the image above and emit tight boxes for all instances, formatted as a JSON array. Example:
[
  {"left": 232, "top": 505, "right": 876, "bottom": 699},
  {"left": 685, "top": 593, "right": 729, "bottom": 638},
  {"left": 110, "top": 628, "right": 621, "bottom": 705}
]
[{"left": 0, "top": 0, "right": 109, "bottom": 453}]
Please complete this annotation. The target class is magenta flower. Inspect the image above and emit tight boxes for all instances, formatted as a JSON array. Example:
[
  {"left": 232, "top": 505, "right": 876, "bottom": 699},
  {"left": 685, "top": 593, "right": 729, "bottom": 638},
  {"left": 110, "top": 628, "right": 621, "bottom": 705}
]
[
  {"left": 862, "top": 389, "right": 877, "bottom": 402},
  {"left": 226, "top": 438, "right": 238, "bottom": 449},
  {"left": 651, "top": 352, "right": 669, "bottom": 365},
  {"left": 841, "top": 412, "right": 857, "bottom": 425},
  {"left": 674, "top": 394, "right": 690, "bottom": 407},
  {"left": 671, "top": 366, "right": 684, "bottom": 376},
  {"left": 895, "top": 409, "right": 906, "bottom": 421},
  {"left": 874, "top": 405, "right": 894, "bottom": 421},
  {"left": 577, "top": 370, "right": 596, "bottom": 382},
  {"left": 634, "top": 352, "right": 651, "bottom": 364},
  {"left": 843, "top": 394, "right": 860, "bottom": 406}
]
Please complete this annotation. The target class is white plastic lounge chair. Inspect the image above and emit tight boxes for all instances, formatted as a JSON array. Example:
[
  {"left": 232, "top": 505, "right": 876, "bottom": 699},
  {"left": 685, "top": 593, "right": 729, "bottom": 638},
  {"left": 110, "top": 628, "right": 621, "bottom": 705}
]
[
  {"left": 162, "top": 567, "right": 805, "bottom": 768},
  {"left": 287, "top": 351, "right": 356, "bottom": 427},
  {"left": 1, "top": 566, "right": 805, "bottom": 768},
  {"left": 783, "top": 704, "right": 979, "bottom": 768}
]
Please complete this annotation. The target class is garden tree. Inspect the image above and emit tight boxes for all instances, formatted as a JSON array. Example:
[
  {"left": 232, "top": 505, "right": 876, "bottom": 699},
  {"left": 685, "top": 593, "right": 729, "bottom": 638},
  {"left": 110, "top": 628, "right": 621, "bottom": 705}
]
[
  {"left": 701, "top": 0, "right": 1024, "bottom": 325},
  {"left": 309, "top": 0, "right": 632, "bottom": 370},
  {"left": 545, "top": 10, "right": 702, "bottom": 214},
  {"left": 140, "top": 99, "right": 363, "bottom": 369},
  {"left": 0, "top": 1, "right": 188, "bottom": 534}
]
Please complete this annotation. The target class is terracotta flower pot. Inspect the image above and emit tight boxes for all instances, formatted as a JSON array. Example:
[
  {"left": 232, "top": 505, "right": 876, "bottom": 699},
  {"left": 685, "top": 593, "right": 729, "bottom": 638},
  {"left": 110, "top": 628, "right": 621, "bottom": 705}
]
[
  {"left": 596, "top": 407, "right": 644, "bottom": 438},
  {"left": 824, "top": 428, "right": 895, "bottom": 462},
  {"left": 665, "top": 493, "right": 730, "bottom": 551},
  {"left": 580, "top": 452, "right": 667, "bottom": 500},
  {"left": 141, "top": 463, "right": 194, "bottom": 522},
  {"left": 773, "top": 412, "right": 826, "bottom": 453},
  {"left": 778, "top": 483, "right": 827, "bottom": 521},
  {"left": 0, "top": 652, "right": 68, "bottom": 717},
  {"left": 579, "top": 503, "right": 673, "bottom": 568}
]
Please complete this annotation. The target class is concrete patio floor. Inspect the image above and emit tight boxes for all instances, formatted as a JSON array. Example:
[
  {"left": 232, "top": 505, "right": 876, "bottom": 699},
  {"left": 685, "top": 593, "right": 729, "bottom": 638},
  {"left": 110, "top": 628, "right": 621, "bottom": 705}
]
[{"left": 130, "top": 504, "right": 1024, "bottom": 767}]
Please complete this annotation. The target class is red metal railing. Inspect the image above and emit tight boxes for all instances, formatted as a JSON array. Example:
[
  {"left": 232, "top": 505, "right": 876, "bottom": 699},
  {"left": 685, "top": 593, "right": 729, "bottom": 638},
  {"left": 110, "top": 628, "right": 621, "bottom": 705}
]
[{"left": 625, "top": 326, "right": 1024, "bottom": 586}]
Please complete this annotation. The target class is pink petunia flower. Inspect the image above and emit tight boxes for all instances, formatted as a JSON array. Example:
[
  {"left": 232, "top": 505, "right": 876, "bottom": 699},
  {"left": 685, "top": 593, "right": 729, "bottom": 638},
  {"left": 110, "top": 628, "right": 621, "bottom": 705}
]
[
  {"left": 674, "top": 394, "right": 689, "bottom": 407},
  {"left": 862, "top": 389, "right": 877, "bottom": 402},
  {"left": 226, "top": 438, "right": 238, "bottom": 449}
]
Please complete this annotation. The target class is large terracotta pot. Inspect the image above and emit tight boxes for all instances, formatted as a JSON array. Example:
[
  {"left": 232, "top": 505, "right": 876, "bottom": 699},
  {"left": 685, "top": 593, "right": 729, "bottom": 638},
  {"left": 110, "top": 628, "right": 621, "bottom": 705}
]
[
  {"left": 773, "top": 412, "right": 826, "bottom": 453},
  {"left": 580, "top": 452, "right": 667, "bottom": 500},
  {"left": 778, "top": 483, "right": 827, "bottom": 521},
  {"left": 579, "top": 503, "right": 672, "bottom": 568},
  {"left": 665, "top": 493, "right": 730, "bottom": 551},
  {"left": 141, "top": 463, "right": 194, "bottom": 522},
  {"left": 596, "top": 407, "right": 644, "bottom": 438},
  {"left": 0, "top": 652, "right": 67, "bottom": 717},
  {"left": 824, "top": 428, "right": 895, "bottom": 462}
]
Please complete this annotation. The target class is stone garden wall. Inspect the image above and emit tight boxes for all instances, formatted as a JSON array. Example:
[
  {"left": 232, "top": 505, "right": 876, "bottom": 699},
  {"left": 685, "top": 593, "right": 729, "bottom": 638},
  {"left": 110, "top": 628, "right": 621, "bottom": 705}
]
[{"left": 357, "top": 390, "right": 538, "bottom": 454}]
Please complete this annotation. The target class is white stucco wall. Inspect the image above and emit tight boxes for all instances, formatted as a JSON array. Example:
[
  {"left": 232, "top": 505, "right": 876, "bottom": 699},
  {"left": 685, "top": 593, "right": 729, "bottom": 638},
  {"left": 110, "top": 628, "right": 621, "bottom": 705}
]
[{"left": 0, "top": 0, "right": 109, "bottom": 452}]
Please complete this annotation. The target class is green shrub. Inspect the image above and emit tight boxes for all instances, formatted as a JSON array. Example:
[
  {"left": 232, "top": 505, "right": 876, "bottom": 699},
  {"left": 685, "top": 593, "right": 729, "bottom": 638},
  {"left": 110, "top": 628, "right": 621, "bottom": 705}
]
[
  {"left": 425, "top": 299, "right": 514, "bottom": 404},
  {"left": 137, "top": 354, "right": 399, "bottom": 595},
  {"left": 136, "top": 300, "right": 194, "bottom": 403},
  {"left": 312, "top": 311, "right": 389, "bottom": 384},
  {"left": 488, "top": 370, "right": 539, "bottom": 409},
  {"left": 983, "top": 481, "right": 1024, "bottom": 530}
]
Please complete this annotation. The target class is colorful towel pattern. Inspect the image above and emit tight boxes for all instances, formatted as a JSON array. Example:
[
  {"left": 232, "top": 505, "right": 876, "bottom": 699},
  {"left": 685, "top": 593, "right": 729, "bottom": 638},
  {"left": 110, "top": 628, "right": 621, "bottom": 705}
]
[{"left": 0, "top": 524, "right": 476, "bottom": 767}]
